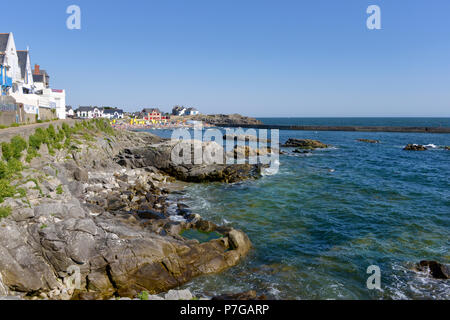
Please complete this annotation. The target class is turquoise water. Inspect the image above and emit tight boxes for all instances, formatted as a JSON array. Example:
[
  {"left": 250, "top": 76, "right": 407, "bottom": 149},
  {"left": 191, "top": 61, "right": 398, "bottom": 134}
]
[
  {"left": 181, "top": 229, "right": 223, "bottom": 243},
  {"left": 145, "top": 119, "right": 450, "bottom": 300}
]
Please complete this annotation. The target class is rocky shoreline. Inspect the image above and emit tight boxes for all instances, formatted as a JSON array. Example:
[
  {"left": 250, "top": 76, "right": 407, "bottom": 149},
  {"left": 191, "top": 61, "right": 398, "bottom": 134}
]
[
  {"left": 1, "top": 122, "right": 447, "bottom": 300},
  {"left": 0, "top": 121, "right": 256, "bottom": 300}
]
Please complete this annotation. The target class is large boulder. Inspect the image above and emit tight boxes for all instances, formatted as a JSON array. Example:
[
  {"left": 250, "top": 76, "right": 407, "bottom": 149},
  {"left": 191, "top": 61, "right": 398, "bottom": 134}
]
[
  {"left": 115, "top": 140, "right": 265, "bottom": 183},
  {"left": 416, "top": 261, "right": 449, "bottom": 279}
]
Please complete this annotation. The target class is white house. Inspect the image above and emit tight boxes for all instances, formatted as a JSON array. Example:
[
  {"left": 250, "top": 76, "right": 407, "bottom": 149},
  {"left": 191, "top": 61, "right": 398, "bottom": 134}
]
[
  {"left": 76, "top": 106, "right": 101, "bottom": 118},
  {"left": 1, "top": 32, "right": 67, "bottom": 120},
  {"left": 0, "top": 32, "right": 21, "bottom": 95},
  {"left": 44, "top": 89, "right": 66, "bottom": 120},
  {"left": 76, "top": 106, "right": 123, "bottom": 119},
  {"left": 186, "top": 107, "right": 199, "bottom": 115},
  {"left": 32, "top": 64, "right": 49, "bottom": 92},
  {"left": 103, "top": 108, "right": 124, "bottom": 119},
  {"left": 66, "top": 106, "right": 74, "bottom": 117},
  {"left": 17, "top": 50, "right": 34, "bottom": 94},
  {"left": 172, "top": 105, "right": 187, "bottom": 116}
]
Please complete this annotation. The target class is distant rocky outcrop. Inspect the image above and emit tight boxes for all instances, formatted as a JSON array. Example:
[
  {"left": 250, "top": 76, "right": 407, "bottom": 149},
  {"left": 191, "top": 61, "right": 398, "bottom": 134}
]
[
  {"left": 191, "top": 114, "right": 262, "bottom": 126},
  {"left": 357, "top": 139, "right": 380, "bottom": 144},
  {"left": 282, "top": 139, "right": 329, "bottom": 150},
  {"left": 404, "top": 144, "right": 428, "bottom": 151}
]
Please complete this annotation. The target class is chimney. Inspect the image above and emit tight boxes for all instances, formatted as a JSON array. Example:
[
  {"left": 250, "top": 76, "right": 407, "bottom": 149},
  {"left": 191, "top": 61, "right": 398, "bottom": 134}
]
[{"left": 34, "top": 64, "right": 40, "bottom": 75}]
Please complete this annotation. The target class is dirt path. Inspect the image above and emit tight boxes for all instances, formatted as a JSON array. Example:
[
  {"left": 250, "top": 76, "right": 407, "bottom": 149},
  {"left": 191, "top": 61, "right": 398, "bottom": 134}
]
[{"left": 0, "top": 119, "right": 79, "bottom": 143}]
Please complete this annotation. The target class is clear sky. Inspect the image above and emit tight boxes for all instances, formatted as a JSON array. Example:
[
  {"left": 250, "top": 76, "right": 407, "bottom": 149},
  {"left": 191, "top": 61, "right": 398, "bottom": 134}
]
[{"left": 4, "top": 0, "right": 450, "bottom": 116}]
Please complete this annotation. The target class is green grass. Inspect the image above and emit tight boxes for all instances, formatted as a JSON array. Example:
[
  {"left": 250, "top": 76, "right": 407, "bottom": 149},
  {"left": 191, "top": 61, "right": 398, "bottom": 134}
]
[
  {"left": 0, "top": 206, "right": 11, "bottom": 219},
  {"left": 56, "top": 185, "right": 63, "bottom": 195},
  {"left": 137, "top": 291, "right": 150, "bottom": 300},
  {"left": 25, "top": 178, "right": 44, "bottom": 197}
]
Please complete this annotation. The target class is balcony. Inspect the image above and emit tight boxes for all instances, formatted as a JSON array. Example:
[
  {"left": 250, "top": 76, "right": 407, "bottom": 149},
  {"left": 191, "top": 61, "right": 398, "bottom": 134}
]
[
  {"left": 5, "top": 76, "right": 12, "bottom": 87},
  {"left": 1, "top": 76, "right": 12, "bottom": 88}
]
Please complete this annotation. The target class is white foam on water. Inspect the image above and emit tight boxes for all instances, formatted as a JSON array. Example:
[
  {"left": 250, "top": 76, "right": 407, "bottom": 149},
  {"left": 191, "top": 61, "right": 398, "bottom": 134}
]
[
  {"left": 267, "top": 285, "right": 281, "bottom": 299},
  {"left": 388, "top": 263, "right": 450, "bottom": 300},
  {"left": 169, "top": 215, "right": 186, "bottom": 222},
  {"left": 166, "top": 203, "right": 178, "bottom": 215},
  {"left": 261, "top": 161, "right": 280, "bottom": 176}
]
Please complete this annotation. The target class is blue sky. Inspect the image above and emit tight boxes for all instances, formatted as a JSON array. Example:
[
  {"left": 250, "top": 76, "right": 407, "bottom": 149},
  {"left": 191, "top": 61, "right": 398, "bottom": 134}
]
[{"left": 4, "top": 0, "right": 450, "bottom": 116}]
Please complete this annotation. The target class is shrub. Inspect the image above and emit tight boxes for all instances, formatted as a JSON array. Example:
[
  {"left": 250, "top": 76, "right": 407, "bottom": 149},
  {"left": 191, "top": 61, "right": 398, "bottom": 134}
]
[
  {"left": 0, "top": 159, "right": 23, "bottom": 180},
  {"left": 1, "top": 136, "right": 27, "bottom": 161},
  {"left": 94, "top": 118, "right": 115, "bottom": 135},
  {"left": 56, "top": 128, "right": 65, "bottom": 142},
  {"left": 29, "top": 128, "right": 48, "bottom": 150},
  {"left": 61, "top": 123, "right": 72, "bottom": 139},
  {"left": 1, "top": 142, "right": 12, "bottom": 161},
  {"left": 25, "top": 147, "right": 39, "bottom": 163},
  {"left": 46, "top": 125, "right": 56, "bottom": 140},
  {"left": 0, "top": 180, "right": 16, "bottom": 203},
  {"left": 63, "top": 138, "right": 72, "bottom": 150},
  {"left": 11, "top": 136, "right": 27, "bottom": 158}
]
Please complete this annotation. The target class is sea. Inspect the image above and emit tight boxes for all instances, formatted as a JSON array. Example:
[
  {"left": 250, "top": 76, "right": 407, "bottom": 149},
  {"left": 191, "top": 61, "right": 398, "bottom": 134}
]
[{"left": 144, "top": 118, "right": 450, "bottom": 300}]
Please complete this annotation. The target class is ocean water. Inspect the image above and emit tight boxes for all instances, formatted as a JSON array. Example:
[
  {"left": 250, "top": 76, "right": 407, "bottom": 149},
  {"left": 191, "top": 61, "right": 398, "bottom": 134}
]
[
  {"left": 256, "top": 117, "right": 450, "bottom": 128},
  {"left": 144, "top": 118, "right": 450, "bottom": 300}
]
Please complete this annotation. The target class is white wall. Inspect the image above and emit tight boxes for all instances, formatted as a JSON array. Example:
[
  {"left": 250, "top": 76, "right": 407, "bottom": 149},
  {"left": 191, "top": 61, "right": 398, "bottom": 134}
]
[
  {"left": 23, "top": 52, "right": 34, "bottom": 91},
  {"left": 3, "top": 33, "right": 22, "bottom": 94}
]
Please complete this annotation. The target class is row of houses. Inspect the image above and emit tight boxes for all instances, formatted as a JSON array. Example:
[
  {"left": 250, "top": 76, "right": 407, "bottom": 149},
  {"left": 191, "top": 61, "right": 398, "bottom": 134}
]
[
  {"left": 67, "top": 105, "right": 200, "bottom": 122},
  {"left": 0, "top": 32, "right": 66, "bottom": 124},
  {"left": 58, "top": 104, "right": 201, "bottom": 123},
  {"left": 73, "top": 106, "right": 124, "bottom": 119}
]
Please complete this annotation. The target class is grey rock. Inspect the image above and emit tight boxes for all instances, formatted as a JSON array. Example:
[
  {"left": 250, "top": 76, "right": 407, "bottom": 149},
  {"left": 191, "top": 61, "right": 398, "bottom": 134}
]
[
  {"left": 73, "top": 167, "right": 89, "bottom": 182},
  {"left": 11, "top": 208, "right": 34, "bottom": 222},
  {"left": 164, "top": 289, "right": 193, "bottom": 300}
]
